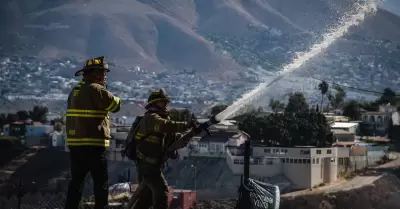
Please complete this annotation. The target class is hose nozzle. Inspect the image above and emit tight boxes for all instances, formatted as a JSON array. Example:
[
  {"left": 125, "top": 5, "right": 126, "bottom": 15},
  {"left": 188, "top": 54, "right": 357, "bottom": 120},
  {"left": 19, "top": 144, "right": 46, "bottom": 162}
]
[{"left": 199, "top": 115, "right": 220, "bottom": 135}]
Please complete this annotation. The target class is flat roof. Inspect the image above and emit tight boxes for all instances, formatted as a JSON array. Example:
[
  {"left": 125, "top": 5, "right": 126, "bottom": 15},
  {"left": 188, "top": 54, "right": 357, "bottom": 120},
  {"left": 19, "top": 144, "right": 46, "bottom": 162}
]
[{"left": 331, "top": 122, "right": 358, "bottom": 128}]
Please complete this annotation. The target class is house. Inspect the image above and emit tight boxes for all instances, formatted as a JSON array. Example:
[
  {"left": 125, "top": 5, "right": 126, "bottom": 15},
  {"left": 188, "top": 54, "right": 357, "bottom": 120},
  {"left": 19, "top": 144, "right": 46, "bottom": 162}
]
[
  {"left": 324, "top": 113, "right": 350, "bottom": 123},
  {"left": 330, "top": 122, "right": 359, "bottom": 135},
  {"left": 181, "top": 129, "right": 248, "bottom": 158},
  {"left": 360, "top": 105, "right": 395, "bottom": 135},
  {"left": 227, "top": 145, "right": 350, "bottom": 189},
  {"left": 2, "top": 121, "right": 54, "bottom": 147},
  {"left": 331, "top": 129, "right": 355, "bottom": 142}
]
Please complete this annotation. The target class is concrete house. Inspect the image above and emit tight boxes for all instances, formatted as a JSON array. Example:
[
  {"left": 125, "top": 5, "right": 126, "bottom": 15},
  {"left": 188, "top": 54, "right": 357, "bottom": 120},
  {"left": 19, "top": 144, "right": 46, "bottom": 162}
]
[
  {"left": 330, "top": 122, "right": 359, "bottom": 135},
  {"left": 227, "top": 145, "right": 350, "bottom": 189}
]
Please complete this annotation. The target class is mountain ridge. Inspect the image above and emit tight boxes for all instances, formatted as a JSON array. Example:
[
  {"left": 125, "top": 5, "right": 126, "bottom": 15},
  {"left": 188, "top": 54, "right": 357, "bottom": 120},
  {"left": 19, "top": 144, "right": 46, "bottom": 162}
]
[{"left": 0, "top": 0, "right": 400, "bottom": 111}]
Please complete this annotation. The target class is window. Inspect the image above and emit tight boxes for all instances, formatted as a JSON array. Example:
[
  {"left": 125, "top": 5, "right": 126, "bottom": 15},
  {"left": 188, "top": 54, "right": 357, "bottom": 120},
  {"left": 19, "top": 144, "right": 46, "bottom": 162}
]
[
  {"left": 281, "top": 158, "right": 285, "bottom": 163},
  {"left": 294, "top": 159, "right": 298, "bottom": 164},
  {"left": 327, "top": 149, "right": 332, "bottom": 154},
  {"left": 290, "top": 159, "right": 293, "bottom": 163},
  {"left": 312, "top": 159, "right": 315, "bottom": 164},
  {"left": 316, "top": 150, "right": 321, "bottom": 154},
  {"left": 302, "top": 159, "right": 307, "bottom": 164},
  {"left": 264, "top": 149, "right": 271, "bottom": 153},
  {"left": 301, "top": 150, "right": 310, "bottom": 155},
  {"left": 338, "top": 158, "right": 344, "bottom": 165},
  {"left": 316, "top": 158, "right": 320, "bottom": 164},
  {"left": 362, "top": 115, "right": 368, "bottom": 122},
  {"left": 307, "top": 159, "right": 311, "bottom": 164}
]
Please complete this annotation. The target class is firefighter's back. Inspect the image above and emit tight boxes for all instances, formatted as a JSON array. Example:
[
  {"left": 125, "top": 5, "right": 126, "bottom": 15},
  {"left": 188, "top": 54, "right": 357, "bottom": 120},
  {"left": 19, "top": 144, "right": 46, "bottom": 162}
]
[{"left": 66, "top": 81, "right": 112, "bottom": 148}]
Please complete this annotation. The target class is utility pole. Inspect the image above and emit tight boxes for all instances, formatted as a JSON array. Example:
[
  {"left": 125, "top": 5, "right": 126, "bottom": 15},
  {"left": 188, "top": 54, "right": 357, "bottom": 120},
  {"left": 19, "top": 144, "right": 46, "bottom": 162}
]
[{"left": 191, "top": 165, "right": 197, "bottom": 191}]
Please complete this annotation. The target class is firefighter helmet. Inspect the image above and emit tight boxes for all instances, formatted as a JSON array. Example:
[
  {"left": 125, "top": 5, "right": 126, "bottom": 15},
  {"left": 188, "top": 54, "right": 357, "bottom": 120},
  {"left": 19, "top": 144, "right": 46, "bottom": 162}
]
[
  {"left": 75, "top": 56, "right": 110, "bottom": 76},
  {"left": 145, "top": 88, "right": 170, "bottom": 109}
]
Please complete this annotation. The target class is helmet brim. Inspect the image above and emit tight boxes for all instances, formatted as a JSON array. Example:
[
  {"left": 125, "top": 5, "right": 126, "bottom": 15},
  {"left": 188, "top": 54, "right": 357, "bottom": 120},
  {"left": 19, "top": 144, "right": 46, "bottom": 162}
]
[
  {"left": 145, "top": 98, "right": 170, "bottom": 109},
  {"left": 74, "top": 68, "right": 110, "bottom": 76}
]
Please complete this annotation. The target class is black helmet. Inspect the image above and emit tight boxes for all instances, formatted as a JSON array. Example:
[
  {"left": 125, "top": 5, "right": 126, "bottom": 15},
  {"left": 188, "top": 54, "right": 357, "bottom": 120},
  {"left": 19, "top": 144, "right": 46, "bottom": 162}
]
[
  {"left": 145, "top": 88, "right": 170, "bottom": 109},
  {"left": 75, "top": 56, "right": 110, "bottom": 76}
]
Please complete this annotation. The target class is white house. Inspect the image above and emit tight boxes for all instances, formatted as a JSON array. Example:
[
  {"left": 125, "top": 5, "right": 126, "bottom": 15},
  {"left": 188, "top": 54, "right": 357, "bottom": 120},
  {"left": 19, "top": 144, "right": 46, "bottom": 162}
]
[
  {"left": 361, "top": 105, "right": 396, "bottom": 134},
  {"left": 227, "top": 145, "right": 350, "bottom": 189},
  {"left": 330, "top": 122, "right": 359, "bottom": 135},
  {"left": 181, "top": 130, "right": 248, "bottom": 158}
]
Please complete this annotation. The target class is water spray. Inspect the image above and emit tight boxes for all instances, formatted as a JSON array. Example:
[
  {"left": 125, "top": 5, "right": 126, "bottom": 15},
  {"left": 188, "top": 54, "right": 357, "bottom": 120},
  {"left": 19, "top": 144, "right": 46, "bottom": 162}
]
[{"left": 215, "top": 0, "right": 378, "bottom": 121}]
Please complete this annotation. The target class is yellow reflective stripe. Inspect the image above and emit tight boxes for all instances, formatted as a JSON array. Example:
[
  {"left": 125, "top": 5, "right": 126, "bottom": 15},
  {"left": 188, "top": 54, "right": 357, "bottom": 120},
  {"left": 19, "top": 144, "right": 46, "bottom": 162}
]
[
  {"left": 66, "top": 109, "right": 108, "bottom": 118},
  {"left": 136, "top": 151, "right": 159, "bottom": 164},
  {"left": 66, "top": 113, "right": 105, "bottom": 118},
  {"left": 67, "top": 109, "right": 108, "bottom": 114},
  {"left": 67, "top": 138, "right": 110, "bottom": 147},
  {"left": 105, "top": 96, "right": 121, "bottom": 112},
  {"left": 67, "top": 142, "right": 110, "bottom": 147},
  {"left": 68, "top": 138, "right": 109, "bottom": 142},
  {"left": 154, "top": 123, "right": 160, "bottom": 132},
  {"left": 76, "top": 82, "right": 85, "bottom": 87},
  {"left": 135, "top": 135, "right": 161, "bottom": 144}
]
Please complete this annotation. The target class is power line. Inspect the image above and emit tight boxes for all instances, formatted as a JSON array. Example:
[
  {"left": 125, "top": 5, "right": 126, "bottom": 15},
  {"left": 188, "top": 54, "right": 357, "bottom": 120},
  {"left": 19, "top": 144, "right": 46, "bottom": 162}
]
[{"left": 150, "top": 0, "right": 399, "bottom": 97}]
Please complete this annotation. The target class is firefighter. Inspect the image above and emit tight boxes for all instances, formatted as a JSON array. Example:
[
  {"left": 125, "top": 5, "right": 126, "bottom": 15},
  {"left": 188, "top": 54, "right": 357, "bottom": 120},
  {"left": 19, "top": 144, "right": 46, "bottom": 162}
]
[
  {"left": 132, "top": 88, "right": 197, "bottom": 209},
  {"left": 65, "top": 56, "right": 121, "bottom": 209}
]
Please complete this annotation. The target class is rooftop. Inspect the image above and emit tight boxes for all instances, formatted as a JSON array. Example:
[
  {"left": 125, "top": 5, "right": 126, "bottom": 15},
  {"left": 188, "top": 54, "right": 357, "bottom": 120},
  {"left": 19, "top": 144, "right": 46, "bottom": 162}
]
[{"left": 331, "top": 122, "right": 359, "bottom": 128}]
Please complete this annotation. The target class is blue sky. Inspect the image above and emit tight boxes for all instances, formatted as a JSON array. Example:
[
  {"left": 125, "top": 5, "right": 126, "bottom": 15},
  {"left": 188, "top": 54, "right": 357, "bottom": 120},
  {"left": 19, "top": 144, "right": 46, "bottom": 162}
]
[{"left": 381, "top": 0, "right": 400, "bottom": 16}]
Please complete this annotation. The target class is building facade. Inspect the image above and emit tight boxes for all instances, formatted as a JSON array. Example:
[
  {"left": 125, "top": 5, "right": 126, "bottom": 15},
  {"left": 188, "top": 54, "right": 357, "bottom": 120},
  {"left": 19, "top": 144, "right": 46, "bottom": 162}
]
[{"left": 361, "top": 105, "right": 396, "bottom": 135}]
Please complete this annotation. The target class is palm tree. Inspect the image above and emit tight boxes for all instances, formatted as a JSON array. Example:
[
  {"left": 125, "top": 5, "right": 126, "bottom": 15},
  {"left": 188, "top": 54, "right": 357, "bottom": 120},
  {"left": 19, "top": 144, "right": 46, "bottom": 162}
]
[{"left": 318, "top": 81, "right": 329, "bottom": 113}]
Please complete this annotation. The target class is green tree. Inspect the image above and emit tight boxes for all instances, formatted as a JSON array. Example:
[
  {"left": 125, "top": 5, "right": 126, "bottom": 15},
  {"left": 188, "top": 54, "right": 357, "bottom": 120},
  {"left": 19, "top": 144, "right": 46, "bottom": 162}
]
[
  {"left": 238, "top": 113, "right": 266, "bottom": 143},
  {"left": 285, "top": 92, "right": 309, "bottom": 113},
  {"left": 359, "top": 101, "right": 379, "bottom": 112},
  {"left": 16, "top": 110, "right": 29, "bottom": 121},
  {"left": 318, "top": 81, "right": 329, "bottom": 112},
  {"left": 377, "top": 88, "right": 397, "bottom": 105},
  {"left": 268, "top": 98, "right": 285, "bottom": 112},
  {"left": 327, "top": 86, "right": 347, "bottom": 109},
  {"left": 0, "top": 113, "right": 6, "bottom": 128},
  {"left": 238, "top": 111, "right": 332, "bottom": 147},
  {"left": 29, "top": 105, "right": 48, "bottom": 123},
  {"left": 210, "top": 104, "right": 228, "bottom": 116},
  {"left": 342, "top": 100, "right": 361, "bottom": 120},
  {"left": 6, "top": 113, "right": 18, "bottom": 124}
]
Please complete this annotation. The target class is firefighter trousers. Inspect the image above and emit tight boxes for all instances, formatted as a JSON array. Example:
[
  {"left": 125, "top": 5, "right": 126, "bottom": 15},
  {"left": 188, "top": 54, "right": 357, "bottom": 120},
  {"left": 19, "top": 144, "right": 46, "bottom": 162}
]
[
  {"left": 131, "top": 161, "right": 168, "bottom": 209},
  {"left": 65, "top": 146, "right": 108, "bottom": 209}
]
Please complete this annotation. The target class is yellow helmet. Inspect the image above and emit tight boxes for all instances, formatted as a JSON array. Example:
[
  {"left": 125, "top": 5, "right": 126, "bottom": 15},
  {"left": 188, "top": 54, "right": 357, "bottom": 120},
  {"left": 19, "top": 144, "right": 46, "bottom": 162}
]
[{"left": 75, "top": 56, "right": 110, "bottom": 76}]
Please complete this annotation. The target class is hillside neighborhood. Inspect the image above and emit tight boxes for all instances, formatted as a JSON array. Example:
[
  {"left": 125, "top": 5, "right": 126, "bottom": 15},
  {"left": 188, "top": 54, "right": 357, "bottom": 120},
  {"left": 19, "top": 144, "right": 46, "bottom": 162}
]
[{"left": 0, "top": 80, "right": 399, "bottom": 209}]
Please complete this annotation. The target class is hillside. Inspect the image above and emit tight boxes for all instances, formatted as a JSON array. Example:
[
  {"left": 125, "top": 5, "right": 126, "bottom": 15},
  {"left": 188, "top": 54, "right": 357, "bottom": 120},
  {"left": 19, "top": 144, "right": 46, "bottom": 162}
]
[{"left": 0, "top": 0, "right": 399, "bottom": 111}]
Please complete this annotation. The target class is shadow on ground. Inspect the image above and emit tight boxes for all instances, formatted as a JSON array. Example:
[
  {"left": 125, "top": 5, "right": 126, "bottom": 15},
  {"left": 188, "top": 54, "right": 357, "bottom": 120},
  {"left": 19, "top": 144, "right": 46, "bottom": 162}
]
[{"left": 0, "top": 148, "right": 70, "bottom": 195}]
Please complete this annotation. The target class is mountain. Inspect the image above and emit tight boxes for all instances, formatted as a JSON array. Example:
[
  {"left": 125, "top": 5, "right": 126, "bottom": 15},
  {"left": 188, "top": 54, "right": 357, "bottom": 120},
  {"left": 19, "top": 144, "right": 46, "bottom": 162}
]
[{"left": 0, "top": 0, "right": 400, "bottom": 112}]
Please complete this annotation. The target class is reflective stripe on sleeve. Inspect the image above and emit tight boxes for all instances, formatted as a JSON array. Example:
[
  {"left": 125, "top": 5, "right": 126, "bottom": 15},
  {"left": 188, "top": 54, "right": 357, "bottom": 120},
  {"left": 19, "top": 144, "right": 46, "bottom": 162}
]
[
  {"left": 135, "top": 133, "right": 162, "bottom": 144},
  {"left": 105, "top": 96, "right": 121, "bottom": 112}
]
